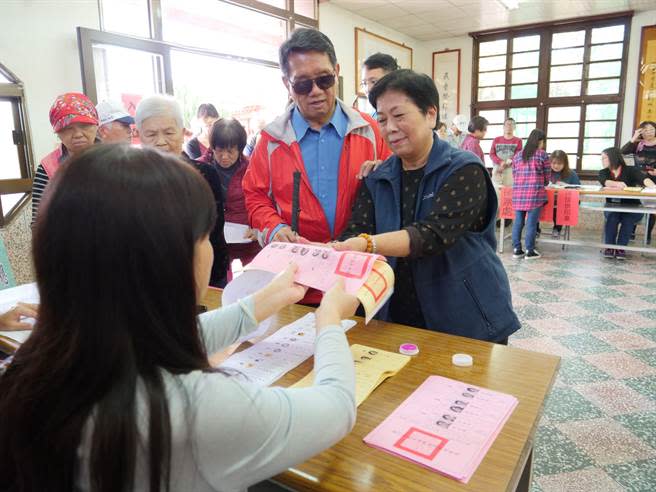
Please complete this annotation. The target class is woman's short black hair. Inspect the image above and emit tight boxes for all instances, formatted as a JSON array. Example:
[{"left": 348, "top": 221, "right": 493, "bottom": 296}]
[
  {"left": 209, "top": 118, "right": 247, "bottom": 154},
  {"left": 368, "top": 69, "right": 439, "bottom": 121},
  {"left": 279, "top": 28, "right": 337, "bottom": 78},
  {"left": 196, "top": 103, "right": 218, "bottom": 119},
  {"left": 468, "top": 116, "right": 488, "bottom": 134}
]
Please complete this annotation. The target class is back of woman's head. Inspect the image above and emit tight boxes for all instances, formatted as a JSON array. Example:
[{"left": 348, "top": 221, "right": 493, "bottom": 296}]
[
  {"left": 603, "top": 146, "right": 625, "bottom": 170},
  {"left": 523, "top": 129, "right": 546, "bottom": 162},
  {"left": 0, "top": 144, "right": 215, "bottom": 491},
  {"left": 209, "top": 118, "right": 247, "bottom": 154}
]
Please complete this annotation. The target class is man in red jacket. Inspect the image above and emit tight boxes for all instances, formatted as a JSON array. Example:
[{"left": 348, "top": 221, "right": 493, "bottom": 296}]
[{"left": 243, "top": 29, "right": 389, "bottom": 302}]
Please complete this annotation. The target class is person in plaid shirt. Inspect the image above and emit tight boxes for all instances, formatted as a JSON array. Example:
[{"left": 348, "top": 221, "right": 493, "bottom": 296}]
[{"left": 511, "top": 129, "right": 550, "bottom": 259}]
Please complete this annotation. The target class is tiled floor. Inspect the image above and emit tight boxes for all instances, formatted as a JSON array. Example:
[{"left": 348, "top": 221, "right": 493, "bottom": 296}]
[{"left": 502, "top": 238, "right": 656, "bottom": 492}]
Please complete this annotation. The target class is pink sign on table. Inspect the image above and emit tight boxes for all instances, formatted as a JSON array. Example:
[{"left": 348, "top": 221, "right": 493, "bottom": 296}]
[
  {"left": 246, "top": 242, "right": 384, "bottom": 295},
  {"left": 363, "top": 375, "right": 518, "bottom": 483}
]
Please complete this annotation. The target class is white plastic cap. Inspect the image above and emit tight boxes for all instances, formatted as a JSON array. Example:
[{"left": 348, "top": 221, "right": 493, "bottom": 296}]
[{"left": 452, "top": 353, "right": 473, "bottom": 367}]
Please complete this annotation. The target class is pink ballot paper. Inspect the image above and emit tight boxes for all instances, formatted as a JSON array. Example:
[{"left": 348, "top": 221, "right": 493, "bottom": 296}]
[
  {"left": 245, "top": 242, "right": 394, "bottom": 322},
  {"left": 363, "top": 375, "right": 518, "bottom": 484}
]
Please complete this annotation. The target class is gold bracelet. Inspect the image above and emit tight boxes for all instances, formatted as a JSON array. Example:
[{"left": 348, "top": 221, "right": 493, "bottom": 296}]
[{"left": 358, "top": 233, "right": 373, "bottom": 253}]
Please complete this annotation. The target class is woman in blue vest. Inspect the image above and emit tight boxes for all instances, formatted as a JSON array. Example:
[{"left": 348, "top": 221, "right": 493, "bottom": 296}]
[{"left": 334, "top": 69, "right": 520, "bottom": 343}]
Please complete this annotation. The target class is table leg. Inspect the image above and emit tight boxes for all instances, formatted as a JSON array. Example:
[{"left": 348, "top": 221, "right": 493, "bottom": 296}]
[
  {"left": 515, "top": 449, "right": 533, "bottom": 492},
  {"left": 498, "top": 218, "right": 505, "bottom": 253}
]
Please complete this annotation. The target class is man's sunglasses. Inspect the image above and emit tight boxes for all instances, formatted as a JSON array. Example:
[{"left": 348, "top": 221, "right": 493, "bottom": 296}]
[{"left": 290, "top": 74, "right": 336, "bottom": 95}]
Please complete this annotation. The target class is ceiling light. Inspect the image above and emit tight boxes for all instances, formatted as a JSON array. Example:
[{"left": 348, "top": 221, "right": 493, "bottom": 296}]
[{"left": 497, "top": 0, "right": 519, "bottom": 10}]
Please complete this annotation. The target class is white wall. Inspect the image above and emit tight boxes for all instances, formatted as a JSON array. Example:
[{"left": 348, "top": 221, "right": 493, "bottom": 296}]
[
  {"left": 319, "top": 2, "right": 428, "bottom": 106},
  {"left": 0, "top": 0, "right": 100, "bottom": 283},
  {"left": 0, "top": 0, "right": 101, "bottom": 162},
  {"left": 621, "top": 9, "right": 656, "bottom": 143},
  {"left": 421, "top": 35, "right": 474, "bottom": 120}
]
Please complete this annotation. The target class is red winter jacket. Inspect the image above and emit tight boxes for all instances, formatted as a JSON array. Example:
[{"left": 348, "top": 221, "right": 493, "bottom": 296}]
[{"left": 243, "top": 101, "right": 390, "bottom": 244}]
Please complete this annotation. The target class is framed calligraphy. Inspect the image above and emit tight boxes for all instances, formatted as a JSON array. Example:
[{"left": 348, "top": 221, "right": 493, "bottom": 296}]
[
  {"left": 432, "top": 49, "right": 461, "bottom": 126},
  {"left": 634, "top": 24, "right": 656, "bottom": 129}
]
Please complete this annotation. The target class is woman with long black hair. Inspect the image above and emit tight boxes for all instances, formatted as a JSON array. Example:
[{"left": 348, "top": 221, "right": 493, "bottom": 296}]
[
  {"left": 0, "top": 145, "right": 358, "bottom": 491},
  {"left": 511, "top": 129, "right": 551, "bottom": 259}
]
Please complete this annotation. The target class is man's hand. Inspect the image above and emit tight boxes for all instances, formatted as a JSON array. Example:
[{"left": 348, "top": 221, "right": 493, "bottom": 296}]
[{"left": 357, "top": 160, "right": 383, "bottom": 179}]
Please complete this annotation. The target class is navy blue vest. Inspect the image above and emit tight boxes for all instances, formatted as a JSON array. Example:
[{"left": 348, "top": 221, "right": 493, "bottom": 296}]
[{"left": 365, "top": 136, "right": 520, "bottom": 342}]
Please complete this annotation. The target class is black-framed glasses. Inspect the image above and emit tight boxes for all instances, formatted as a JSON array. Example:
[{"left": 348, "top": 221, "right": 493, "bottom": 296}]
[{"left": 290, "top": 74, "right": 336, "bottom": 95}]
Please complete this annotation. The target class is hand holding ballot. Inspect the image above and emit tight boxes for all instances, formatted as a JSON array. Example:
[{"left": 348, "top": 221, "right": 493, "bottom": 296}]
[
  {"left": 0, "top": 303, "right": 38, "bottom": 331},
  {"left": 243, "top": 241, "right": 394, "bottom": 322}
]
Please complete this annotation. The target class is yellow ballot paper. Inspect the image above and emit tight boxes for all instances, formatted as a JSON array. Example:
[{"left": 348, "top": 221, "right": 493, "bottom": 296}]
[
  {"left": 357, "top": 260, "right": 395, "bottom": 323},
  {"left": 292, "top": 344, "right": 410, "bottom": 406}
]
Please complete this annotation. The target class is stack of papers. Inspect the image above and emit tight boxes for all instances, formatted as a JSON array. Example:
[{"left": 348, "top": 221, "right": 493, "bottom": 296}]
[
  {"left": 219, "top": 313, "right": 356, "bottom": 386},
  {"left": 641, "top": 187, "right": 656, "bottom": 194},
  {"left": 364, "top": 375, "right": 518, "bottom": 484},
  {"left": 624, "top": 186, "right": 644, "bottom": 192},
  {"left": 292, "top": 344, "right": 410, "bottom": 406}
]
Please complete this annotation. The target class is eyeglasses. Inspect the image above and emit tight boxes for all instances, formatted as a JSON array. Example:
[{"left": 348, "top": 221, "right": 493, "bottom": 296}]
[{"left": 290, "top": 74, "right": 336, "bottom": 95}]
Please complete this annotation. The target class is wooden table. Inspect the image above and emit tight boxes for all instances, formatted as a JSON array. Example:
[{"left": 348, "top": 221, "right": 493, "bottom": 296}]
[
  {"left": 203, "top": 289, "right": 560, "bottom": 492},
  {"left": 497, "top": 187, "right": 656, "bottom": 254}
]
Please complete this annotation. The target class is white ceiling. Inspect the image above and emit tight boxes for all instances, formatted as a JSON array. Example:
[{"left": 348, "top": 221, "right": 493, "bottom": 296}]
[{"left": 326, "top": 0, "right": 656, "bottom": 41}]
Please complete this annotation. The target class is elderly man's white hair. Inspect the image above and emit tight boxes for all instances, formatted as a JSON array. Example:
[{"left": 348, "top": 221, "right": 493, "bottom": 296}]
[{"left": 135, "top": 95, "right": 184, "bottom": 131}]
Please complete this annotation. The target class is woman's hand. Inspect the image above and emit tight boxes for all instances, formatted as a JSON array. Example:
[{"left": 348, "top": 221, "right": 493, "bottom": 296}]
[
  {"left": 632, "top": 128, "right": 643, "bottom": 143},
  {"left": 316, "top": 278, "right": 359, "bottom": 331},
  {"left": 331, "top": 237, "right": 368, "bottom": 252},
  {"left": 252, "top": 264, "right": 307, "bottom": 321},
  {"left": 0, "top": 302, "right": 38, "bottom": 331}
]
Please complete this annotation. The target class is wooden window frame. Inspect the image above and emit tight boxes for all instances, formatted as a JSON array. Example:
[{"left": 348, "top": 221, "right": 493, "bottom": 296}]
[
  {"left": 0, "top": 63, "right": 34, "bottom": 226},
  {"left": 471, "top": 12, "right": 632, "bottom": 179}
]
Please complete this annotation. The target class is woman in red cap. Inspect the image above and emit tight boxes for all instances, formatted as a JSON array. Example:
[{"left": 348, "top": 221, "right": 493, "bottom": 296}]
[{"left": 31, "top": 92, "right": 99, "bottom": 223}]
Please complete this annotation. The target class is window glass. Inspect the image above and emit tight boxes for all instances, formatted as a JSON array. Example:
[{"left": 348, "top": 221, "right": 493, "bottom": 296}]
[
  {"left": 478, "top": 86, "right": 505, "bottom": 101},
  {"left": 549, "top": 81, "right": 581, "bottom": 97},
  {"left": 295, "top": 0, "right": 316, "bottom": 18},
  {"left": 479, "top": 55, "right": 506, "bottom": 72},
  {"left": 548, "top": 106, "right": 581, "bottom": 121},
  {"left": 92, "top": 43, "right": 165, "bottom": 104},
  {"left": 162, "top": 0, "right": 286, "bottom": 62},
  {"left": 170, "top": 50, "right": 287, "bottom": 134},
  {"left": 551, "top": 47, "right": 584, "bottom": 65},
  {"left": 552, "top": 30, "right": 585, "bottom": 49},
  {"left": 0, "top": 101, "right": 22, "bottom": 213},
  {"left": 478, "top": 109, "right": 506, "bottom": 123},
  {"left": 591, "top": 25, "right": 624, "bottom": 44},
  {"left": 587, "top": 78, "right": 620, "bottom": 95},
  {"left": 586, "top": 103, "right": 618, "bottom": 120},
  {"left": 590, "top": 43, "right": 623, "bottom": 61},
  {"left": 588, "top": 61, "right": 621, "bottom": 79},
  {"left": 512, "top": 51, "right": 538, "bottom": 68},
  {"left": 512, "top": 68, "right": 538, "bottom": 84},
  {"left": 513, "top": 35, "right": 540, "bottom": 52},
  {"left": 585, "top": 121, "right": 616, "bottom": 137},
  {"left": 101, "top": 0, "right": 151, "bottom": 37},
  {"left": 548, "top": 138, "right": 579, "bottom": 154},
  {"left": 479, "top": 71, "right": 505, "bottom": 87},
  {"left": 548, "top": 122, "right": 580, "bottom": 138},
  {"left": 584, "top": 138, "right": 615, "bottom": 154},
  {"left": 511, "top": 84, "right": 537, "bottom": 99},
  {"left": 550, "top": 64, "right": 582, "bottom": 82},
  {"left": 480, "top": 39, "right": 507, "bottom": 56}
]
